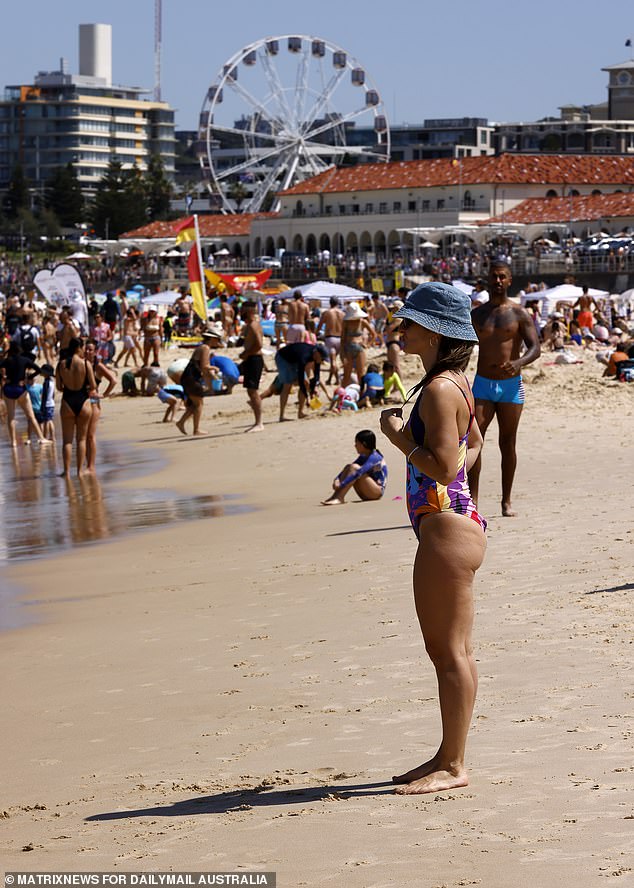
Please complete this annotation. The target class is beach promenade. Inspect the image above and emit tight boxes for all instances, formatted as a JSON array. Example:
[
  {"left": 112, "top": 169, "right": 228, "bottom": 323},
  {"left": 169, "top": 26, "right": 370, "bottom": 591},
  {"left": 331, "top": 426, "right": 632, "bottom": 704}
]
[{"left": 0, "top": 355, "right": 632, "bottom": 886}]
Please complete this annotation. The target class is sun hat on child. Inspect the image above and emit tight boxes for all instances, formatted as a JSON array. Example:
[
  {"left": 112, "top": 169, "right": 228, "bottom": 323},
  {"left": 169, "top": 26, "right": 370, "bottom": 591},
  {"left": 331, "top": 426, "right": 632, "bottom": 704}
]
[{"left": 393, "top": 281, "right": 478, "bottom": 342}]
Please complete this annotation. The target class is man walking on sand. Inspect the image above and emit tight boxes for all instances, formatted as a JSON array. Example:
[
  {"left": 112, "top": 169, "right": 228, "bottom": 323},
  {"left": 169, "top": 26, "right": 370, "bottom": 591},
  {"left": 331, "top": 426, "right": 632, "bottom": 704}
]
[
  {"left": 286, "top": 290, "right": 310, "bottom": 343},
  {"left": 239, "top": 300, "right": 265, "bottom": 432},
  {"left": 468, "top": 260, "right": 541, "bottom": 517},
  {"left": 319, "top": 297, "right": 344, "bottom": 384}
]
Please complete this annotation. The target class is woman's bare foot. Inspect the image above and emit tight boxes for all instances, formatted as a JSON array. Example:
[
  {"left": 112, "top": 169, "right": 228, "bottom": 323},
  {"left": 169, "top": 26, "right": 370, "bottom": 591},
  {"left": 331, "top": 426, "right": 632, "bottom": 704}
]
[
  {"left": 245, "top": 423, "right": 264, "bottom": 433},
  {"left": 394, "top": 766, "right": 469, "bottom": 795},
  {"left": 502, "top": 501, "right": 517, "bottom": 517},
  {"left": 175, "top": 420, "right": 187, "bottom": 436},
  {"left": 193, "top": 429, "right": 209, "bottom": 436},
  {"left": 321, "top": 495, "right": 345, "bottom": 506},
  {"left": 392, "top": 754, "right": 439, "bottom": 785}
]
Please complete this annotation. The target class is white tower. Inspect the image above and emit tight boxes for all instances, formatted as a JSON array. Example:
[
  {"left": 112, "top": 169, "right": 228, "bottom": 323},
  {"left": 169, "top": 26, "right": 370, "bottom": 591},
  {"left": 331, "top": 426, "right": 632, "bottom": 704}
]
[{"left": 79, "top": 23, "right": 112, "bottom": 86}]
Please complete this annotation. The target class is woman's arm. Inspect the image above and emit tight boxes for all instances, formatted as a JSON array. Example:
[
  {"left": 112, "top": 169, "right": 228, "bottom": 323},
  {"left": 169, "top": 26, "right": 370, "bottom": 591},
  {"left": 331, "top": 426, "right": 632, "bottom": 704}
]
[
  {"left": 380, "top": 381, "right": 461, "bottom": 485},
  {"left": 84, "top": 360, "right": 97, "bottom": 395},
  {"left": 197, "top": 345, "right": 212, "bottom": 383},
  {"left": 97, "top": 362, "right": 117, "bottom": 398},
  {"left": 465, "top": 417, "right": 483, "bottom": 472}
]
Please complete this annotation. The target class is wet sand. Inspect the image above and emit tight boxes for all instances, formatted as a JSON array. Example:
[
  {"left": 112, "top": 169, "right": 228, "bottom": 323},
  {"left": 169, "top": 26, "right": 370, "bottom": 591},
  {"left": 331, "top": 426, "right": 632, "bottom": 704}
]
[{"left": 0, "top": 351, "right": 632, "bottom": 886}]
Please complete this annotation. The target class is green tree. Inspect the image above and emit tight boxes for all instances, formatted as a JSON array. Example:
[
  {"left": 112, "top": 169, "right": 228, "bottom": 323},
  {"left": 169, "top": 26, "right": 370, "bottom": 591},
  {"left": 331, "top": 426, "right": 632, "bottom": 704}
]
[
  {"left": 38, "top": 207, "right": 62, "bottom": 239},
  {"left": 145, "top": 154, "right": 173, "bottom": 220},
  {"left": 5, "top": 163, "right": 30, "bottom": 218},
  {"left": 45, "top": 163, "right": 84, "bottom": 227},
  {"left": 228, "top": 180, "right": 249, "bottom": 213},
  {"left": 92, "top": 161, "right": 147, "bottom": 238}
]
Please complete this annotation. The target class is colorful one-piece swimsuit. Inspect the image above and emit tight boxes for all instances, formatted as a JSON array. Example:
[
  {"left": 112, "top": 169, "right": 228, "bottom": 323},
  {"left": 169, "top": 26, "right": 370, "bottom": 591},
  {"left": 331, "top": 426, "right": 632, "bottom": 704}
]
[{"left": 406, "top": 375, "right": 487, "bottom": 538}]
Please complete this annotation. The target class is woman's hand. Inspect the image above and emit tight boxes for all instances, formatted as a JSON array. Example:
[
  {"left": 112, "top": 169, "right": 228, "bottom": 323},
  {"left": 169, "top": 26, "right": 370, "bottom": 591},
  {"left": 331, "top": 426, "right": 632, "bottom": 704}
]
[{"left": 380, "top": 406, "right": 403, "bottom": 441}]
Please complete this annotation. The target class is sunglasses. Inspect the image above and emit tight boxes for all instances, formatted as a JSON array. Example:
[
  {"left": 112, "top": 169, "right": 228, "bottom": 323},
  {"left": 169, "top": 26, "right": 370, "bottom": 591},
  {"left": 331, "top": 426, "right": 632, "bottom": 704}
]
[{"left": 399, "top": 317, "right": 416, "bottom": 329}]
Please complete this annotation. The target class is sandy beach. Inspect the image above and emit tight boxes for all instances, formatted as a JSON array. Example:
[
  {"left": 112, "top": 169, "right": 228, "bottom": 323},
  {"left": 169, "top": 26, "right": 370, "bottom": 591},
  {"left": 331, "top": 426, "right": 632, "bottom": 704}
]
[{"left": 1, "top": 347, "right": 632, "bottom": 886}]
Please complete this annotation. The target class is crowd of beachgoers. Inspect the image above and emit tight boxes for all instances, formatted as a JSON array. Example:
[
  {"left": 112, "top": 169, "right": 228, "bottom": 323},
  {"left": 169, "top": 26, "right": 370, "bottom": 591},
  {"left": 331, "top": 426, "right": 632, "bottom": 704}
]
[{"left": 1, "top": 265, "right": 632, "bottom": 475}]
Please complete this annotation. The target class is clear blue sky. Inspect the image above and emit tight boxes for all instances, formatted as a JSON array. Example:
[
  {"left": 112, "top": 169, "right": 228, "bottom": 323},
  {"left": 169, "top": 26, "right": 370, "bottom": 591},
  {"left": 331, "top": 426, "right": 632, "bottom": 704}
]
[{"left": 4, "top": 0, "right": 634, "bottom": 130}]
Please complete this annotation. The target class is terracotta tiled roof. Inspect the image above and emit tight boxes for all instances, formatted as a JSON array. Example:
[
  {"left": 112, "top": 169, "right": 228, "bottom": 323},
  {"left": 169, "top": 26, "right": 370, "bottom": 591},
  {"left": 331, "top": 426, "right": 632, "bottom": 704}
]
[
  {"left": 121, "top": 212, "right": 277, "bottom": 240},
  {"left": 485, "top": 191, "right": 634, "bottom": 225},
  {"left": 279, "top": 154, "right": 634, "bottom": 196}
]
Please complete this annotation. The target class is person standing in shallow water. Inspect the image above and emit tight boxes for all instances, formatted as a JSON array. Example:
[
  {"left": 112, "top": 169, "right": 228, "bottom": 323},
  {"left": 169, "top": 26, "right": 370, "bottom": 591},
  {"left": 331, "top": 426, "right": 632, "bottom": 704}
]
[
  {"left": 380, "top": 282, "right": 486, "bottom": 796},
  {"left": 468, "top": 261, "right": 540, "bottom": 517}
]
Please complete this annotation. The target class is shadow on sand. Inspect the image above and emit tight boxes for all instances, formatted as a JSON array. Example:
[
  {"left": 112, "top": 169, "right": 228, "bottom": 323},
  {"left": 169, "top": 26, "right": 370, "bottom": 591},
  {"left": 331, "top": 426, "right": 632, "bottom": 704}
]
[{"left": 86, "top": 779, "right": 396, "bottom": 820}]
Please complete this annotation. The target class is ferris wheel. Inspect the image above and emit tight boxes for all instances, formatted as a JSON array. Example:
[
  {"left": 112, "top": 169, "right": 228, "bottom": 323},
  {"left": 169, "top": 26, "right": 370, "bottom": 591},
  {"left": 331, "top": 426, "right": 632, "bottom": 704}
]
[{"left": 198, "top": 35, "right": 390, "bottom": 214}]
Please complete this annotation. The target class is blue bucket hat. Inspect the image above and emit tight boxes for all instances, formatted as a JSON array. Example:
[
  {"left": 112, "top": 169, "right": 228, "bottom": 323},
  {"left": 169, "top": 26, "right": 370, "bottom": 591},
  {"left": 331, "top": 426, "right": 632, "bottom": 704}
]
[{"left": 394, "top": 282, "right": 478, "bottom": 342}]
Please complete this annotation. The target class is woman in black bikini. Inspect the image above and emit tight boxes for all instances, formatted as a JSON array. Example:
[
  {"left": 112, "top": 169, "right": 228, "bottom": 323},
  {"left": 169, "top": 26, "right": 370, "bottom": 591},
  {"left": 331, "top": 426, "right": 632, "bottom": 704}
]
[
  {"left": 55, "top": 338, "right": 97, "bottom": 478},
  {"left": 0, "top": 341, "right": 50, "bottom": 448}
]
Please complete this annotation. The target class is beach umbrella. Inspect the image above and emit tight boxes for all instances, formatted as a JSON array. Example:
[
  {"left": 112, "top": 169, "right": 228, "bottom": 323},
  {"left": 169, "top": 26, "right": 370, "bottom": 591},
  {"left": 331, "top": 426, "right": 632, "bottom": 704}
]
[{"left": 66, "top": 251, "right": 93, "bottom": 260}]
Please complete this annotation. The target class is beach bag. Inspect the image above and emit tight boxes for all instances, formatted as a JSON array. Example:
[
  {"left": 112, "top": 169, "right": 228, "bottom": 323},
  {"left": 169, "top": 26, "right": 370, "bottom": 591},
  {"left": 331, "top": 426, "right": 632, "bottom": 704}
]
[{"left": 615, "top": 359, "right": 634, "bottom": 382}]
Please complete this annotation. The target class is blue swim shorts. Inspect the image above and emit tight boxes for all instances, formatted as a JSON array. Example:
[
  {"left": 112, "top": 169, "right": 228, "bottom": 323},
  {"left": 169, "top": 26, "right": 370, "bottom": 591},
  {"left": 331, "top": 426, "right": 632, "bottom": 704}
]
[
  {"left": 472, "top": 373, "right": 525, "bottom": 405},
  {"left": 35, "top": 406, "right": 54, "bottom": 422}
]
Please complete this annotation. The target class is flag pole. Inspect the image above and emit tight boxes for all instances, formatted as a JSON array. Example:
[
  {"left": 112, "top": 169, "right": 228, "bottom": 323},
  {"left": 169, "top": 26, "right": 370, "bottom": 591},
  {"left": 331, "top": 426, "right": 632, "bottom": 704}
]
[{"left": 193, "top": 213, "right": 207, "bottom": 323}]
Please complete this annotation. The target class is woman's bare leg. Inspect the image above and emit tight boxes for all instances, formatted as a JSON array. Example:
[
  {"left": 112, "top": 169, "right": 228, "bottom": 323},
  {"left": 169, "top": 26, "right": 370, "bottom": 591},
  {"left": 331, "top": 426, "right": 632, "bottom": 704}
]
[
  {"left": 341, "top": 355, "right": 352, "bottom": 387},
  {"left": 74, "top": 402, "right": 92, "bottom": 477},
  {"left": 191, "top": 398, "right": 207, "bottom": 435},
  {"left": 59, "top": 404, "right": 75, "bottom": 478},
  {"left": 86, "top": 406, "right": 99, "bottom": 472},
  {"left": 394, "top": 514, "right": 485, "bottom": 795},
  {"left": 4, "top": 398, "right": 17, "bottom": 447},
  {"left": 18, "top": 393, "right": 47, "bottom": 442}
]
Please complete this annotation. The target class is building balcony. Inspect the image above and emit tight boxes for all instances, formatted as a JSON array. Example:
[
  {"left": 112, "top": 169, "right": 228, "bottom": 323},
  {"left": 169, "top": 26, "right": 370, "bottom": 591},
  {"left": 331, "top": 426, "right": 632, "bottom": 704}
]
[{"left": 287, "top": 202, "right": 490, "bottom": 219}]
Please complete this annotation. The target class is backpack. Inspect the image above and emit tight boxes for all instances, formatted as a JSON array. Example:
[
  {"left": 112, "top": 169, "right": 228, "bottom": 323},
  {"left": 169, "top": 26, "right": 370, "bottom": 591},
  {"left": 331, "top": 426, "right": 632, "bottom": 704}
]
[{"left": 19, "top": 326, "right": 37, "bottom": 355}]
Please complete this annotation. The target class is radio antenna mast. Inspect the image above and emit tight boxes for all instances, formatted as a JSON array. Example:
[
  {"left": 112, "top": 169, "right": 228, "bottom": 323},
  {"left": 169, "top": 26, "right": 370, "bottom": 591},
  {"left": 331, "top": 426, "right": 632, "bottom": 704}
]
[{"left": 154, "top": 0, "right": 162, "bottom": 101}]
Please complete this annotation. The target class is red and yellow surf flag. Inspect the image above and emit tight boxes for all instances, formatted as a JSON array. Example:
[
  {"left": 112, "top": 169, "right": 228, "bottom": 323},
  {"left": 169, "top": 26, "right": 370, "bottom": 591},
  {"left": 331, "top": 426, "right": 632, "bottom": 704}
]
[
  {"left": 187, "top": 244, "right": 207, "bottom": 321},
  {"left": 174, "top": 215, "right": 196, "bottom": 245}
]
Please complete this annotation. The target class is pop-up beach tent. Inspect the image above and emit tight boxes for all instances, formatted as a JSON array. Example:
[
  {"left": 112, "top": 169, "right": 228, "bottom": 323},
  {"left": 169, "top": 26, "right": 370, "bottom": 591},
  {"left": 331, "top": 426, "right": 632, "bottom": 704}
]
[
  {"left": 293, "top": 280, "right": 373, "bottom": 306},
  {"left": 520, "top": 283, "right": 608, "bottom": 319}
]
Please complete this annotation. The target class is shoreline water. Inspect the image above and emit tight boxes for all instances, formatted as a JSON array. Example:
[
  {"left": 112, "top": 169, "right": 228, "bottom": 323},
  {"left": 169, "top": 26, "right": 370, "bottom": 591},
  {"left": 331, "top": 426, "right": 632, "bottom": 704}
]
[{"left": 0, "top": 431, "right": 251, "bottom": 632}]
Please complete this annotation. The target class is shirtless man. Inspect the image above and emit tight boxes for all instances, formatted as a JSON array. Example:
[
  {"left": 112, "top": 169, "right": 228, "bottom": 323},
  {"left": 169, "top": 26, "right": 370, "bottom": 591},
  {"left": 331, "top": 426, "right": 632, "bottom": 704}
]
[
  {"left": 468, "top": 261, "right": 541, "bottom": 517},
  {"left": 239, "top": 300, "right": 265, "bottom": 432},
  {"left": 371, "top": 294, "right": 389, "bottom": 346},
  {"left": 286, "top": 290, "right": 310, "bottom": 343},
  {"left": 574, "top": 286, "right": 597, "bottom": 333},
  {"left": 274, "top": 298, "right": 289, "bottom": 345},
  {"left": 319, "top": 297, "right": 344, "bottom": 384},
  {"left": 220, "top": 294, "right": 235, "bottom": 339}
]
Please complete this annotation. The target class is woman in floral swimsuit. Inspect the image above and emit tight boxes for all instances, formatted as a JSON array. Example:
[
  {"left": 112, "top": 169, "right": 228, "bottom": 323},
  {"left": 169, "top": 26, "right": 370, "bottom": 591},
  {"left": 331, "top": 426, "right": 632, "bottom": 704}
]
[{"left": 380, "top": 282, "right": 486, "bottom": 797}]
